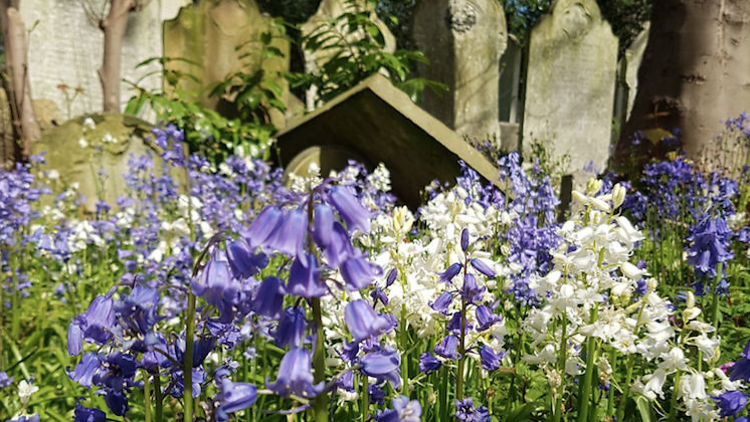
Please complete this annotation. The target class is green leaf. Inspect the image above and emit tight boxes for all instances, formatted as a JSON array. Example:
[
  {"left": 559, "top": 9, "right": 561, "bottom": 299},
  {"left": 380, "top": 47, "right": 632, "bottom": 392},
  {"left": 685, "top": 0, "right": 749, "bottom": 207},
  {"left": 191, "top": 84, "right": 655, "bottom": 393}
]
[{"left": 636, "top": 397, "right": 653, "bottom": 422}]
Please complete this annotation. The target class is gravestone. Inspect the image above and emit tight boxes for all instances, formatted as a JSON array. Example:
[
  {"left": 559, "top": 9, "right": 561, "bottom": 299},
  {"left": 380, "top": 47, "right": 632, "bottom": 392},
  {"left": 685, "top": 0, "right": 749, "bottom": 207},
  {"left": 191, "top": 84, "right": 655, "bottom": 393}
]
[
  {"left": 412, "top": 0, "right": 507, "bottom": 144},
  {"left": 30, "top": 114, "right": 186, "bottom": 213},
  {"left": 18, "top": 0, "right": 186, "bottom": 120},
  {"left": 300, "top": 0, "right": 396, "bottom": 110},
  {"left": 163, "top": 0, "right": 292, "bottom": 126},
  {"left": 624, "top": 23, "right": 649, "bottom": 120},
  {"left": 522, "top": 0, "right": 618, "bottom": 183},
  {"left": 275, "top": 74, "right": 502, "bottom": 208}
]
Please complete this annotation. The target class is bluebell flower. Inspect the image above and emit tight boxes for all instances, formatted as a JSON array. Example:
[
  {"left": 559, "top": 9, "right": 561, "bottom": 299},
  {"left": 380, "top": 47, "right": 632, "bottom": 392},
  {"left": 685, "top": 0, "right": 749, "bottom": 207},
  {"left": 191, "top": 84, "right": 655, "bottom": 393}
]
[
  {"left": 460, "top": 273, "right": 485, "bottom": 305},
  {"left": 330, "top": 186, "right": 370, "bottom": 232},
  {"left": 252, "top": 276, "right": 284, "bottom": 317},
  {"left": 371, "top": 287, "right": 389, "bottom": 306},
  {"left": 369, "top": 384, "right": 386, "bottom": 405},
  {"left": 113, "top": 285, "right": 162, "bottom": 347},
  {"left": 7, "top": 415, "right": 40, "bottom": 422},
  {"left": 434, "top": 335, "right": 460, "bottom": 360},
  {"left": 418, "top": 353, "right": 441, "bottom": 374},
  {"left": 68, "top": 318, "right": 84, "bottom": 356},
  {"left": 322, "top": 222, "right": 354, "bottom": 268},
  {"left": 335, "top": 371, "right": 355, "bottom": 392},
  {"left": 386, "top": 268, "right": 398, "bottom": 287},
  {"left": 312, "top": 203, "right": 334, "bottom": 249},
  {"left": 68, "top": 352, "right": 102, "bottom": 388},
  {"left": 447, "top": 312, "right": 472, "bottom": 334},
  {"left": 274, "top": 306, "right": 307, "bottom": 349},
  {"left": 0, "top": 371, "right": 12, "bottom": 389},
  {"left": 226, "top": 239, "right": 267, "bottom": 279},
  {"left": 244, "top": 206, "right": 283, "bottom": 249},
  {"left": 376, "top": 395, "right": 422, "bottom": 422},
  {"left": 361, "top": 348, "right": 401, "bottom": 389},
  {"left": 345, "top": 299, "right": 393, "bottom": 342},
  {"left": 266, "top": 348, "right": 324, "bottom": 398},
  {"left": 82, "top": 296, "right": 116, "bottom": 345},
  {"left": 479, "top": 345, "right": 505, "bottom": 371},
  {"left": 264, "top": 208, "right": 308, "bottom": 258},
  {"left": 731, "top": 339, "right": 750, "bottom": 382},
  {"left": 285, "top": 254, "right": 327, "bottom": 298},
  {"left": 686, "top": 216, "right": 734, "bottom": 282},
  {"left": 439, "top": 263, "right": 462, "bottom": 283},
  {"left": 712, "top": 390, "right": 746, "bottom": 417},
  {"left": 475, "top": 305, "right": 502, "bottom": 331},
  {"left": 460, "top": 229, "right": 469, "bottom": 252},
  {"left": 340, "top": 254, "right": 382, "bottom": 291},
  {"left": 430, "top": 292, "right": 453, "bottom": 315},
  {"left": 104, "top": 390, "right": 128, "bottom": 416},
  {"left": 215, "top": 368, "right": 257, "bottom": 419},
  {"left": 454, "top": 398, "right": 491, "bottom": 422},
  {"left": 191, "top": 260, "right": 238, "bottom": 322},
  {"left": 470, "top": 259, "right": 495, "bottom": 278}
]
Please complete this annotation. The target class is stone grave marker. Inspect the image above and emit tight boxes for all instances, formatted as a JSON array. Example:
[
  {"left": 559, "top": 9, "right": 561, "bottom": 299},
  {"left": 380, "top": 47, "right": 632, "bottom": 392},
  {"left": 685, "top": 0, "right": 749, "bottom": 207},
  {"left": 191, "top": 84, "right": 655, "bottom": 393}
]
[
  {"left": 412, "top": 0, "right": 507, "bottom": 144},
  {"left": 163, "top": 0, "right": 292, "bottom": 126},
  {"left": 275, "top": 73, "right": 501, "bottom": 208},
  {"left": 300, "top": 0, "right": 396, "bottom": 110},
  {"left": 30, "top": 114, "right": 186, "bottom": 213},
  {"left": 522, "top": 0, "right": 618, "bottom": 183},
  {"left": 18, "top": 0, "right": 185, "bottom": 120},
  {"left": 624, "top": 23, "right": 649, "bottom": 120}
]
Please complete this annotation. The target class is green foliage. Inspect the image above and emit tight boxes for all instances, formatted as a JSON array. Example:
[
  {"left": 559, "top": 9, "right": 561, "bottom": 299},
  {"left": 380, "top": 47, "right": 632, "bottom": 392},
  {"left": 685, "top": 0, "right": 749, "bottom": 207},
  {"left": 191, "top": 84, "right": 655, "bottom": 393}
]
[{"left": 286, "top": 0, "right": 444, "bottom": 105}]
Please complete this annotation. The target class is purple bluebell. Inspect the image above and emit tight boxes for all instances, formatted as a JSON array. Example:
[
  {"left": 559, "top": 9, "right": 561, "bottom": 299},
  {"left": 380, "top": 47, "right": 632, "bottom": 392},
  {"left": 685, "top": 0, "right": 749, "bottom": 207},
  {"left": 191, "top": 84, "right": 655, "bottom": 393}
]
[
  {"left": 7, "top": 415, "right": 40, "bottom": 422},
  {"left": 313, "top": 203, "right": 334, "bottom": 249},
  {"left": 371, "top": 287, "right": 389, "bottom": 306},
  {"left": 434, "top": 335, "right": 460, "bottom": 360},
  {"left": 470, "top": 259, "right": 495, "bottom": 278},
  {"left": 104, "top": 390, "right": 128, "bottom": 416},
  {"left": 252, "top": 276, "right": 284, "bottom": 317},
  {"left": 266, "top": 348, "right": 324, "bottom": 398},
  {"left": 113, "top": 285, "right": 162, "bottom": 346},
  {"left": 330, "top": 186, "right": 371, "bottom": 232},
  {"left": 285, "top": 254, "right": 327, "bottom": 298},
  {"left": 460, "top": 273, "right": 485, "bottom": 304},
  {"left": 454, "top": 398, "right": 491, "bottom": 422},
  {"left": 323, "top": 222, "right": 353, "bottom": 268},
  {"left": 447, "top": 312, "right": 472, "bottom": 334},
  {"left": 244, "top": 206, "right": 283, "bottom": 249},
  {"left": 479, "top": 345, "right": 505, "bottom": 371},
  {"left": 461, "top": 229, "right": 469, "bottom": 252},
  {"left": 475, "top": 305, "right": 502, "bottom": 331},
  {"left": 686, "top": 216, "right": 734, "bottom": 284},
  {"left": 345, "top": 299, "right": 393, "bottom": 342},
  {"left": 191, "top": 260, "right": 238, "bottom": 322},
  {"left": 730, "top": 339, "right": 750, "bottom": 382},
  {"left": 215, "top": 368, "right": 257, "bottom": 419},
  {"left": 713, "top": 390, "right": 746, "bottom": 417},
  {"left": 376, "top": 395, "right": 422, "bottom": 422},
  {"left": 369, "top": 384, "right": 386, "bottom": 405},
  {"left": 74, "top": 403, "right": 106, "bottom": 422},
  {"left": 386, "top": 268, "right": 398, "bottom": 287},
  {"left": 361, "top": 348, "right": 401, "bottom": 389},
  {"left": 274, "top": 306, "right": 307, "bottom": 348},
  {"left": 335, "top": 371, "right": 355, "bottom": 392},
  {"left": 0, "top": 371, "right": 12, "bottom": 389},
  {"left": 264, "top": 208, "right": 308, "bottom": 258},
  {"left": 439, "top": 263, "right": 462, "bottom": 283},
  {"left": 68, "top": 352, "right": 102, "bottom": 388},
  {"left": 430, "top": 292, "right": 453, "bottom": 315},
  {"left": 340, "top": 254, "right": 382, "bottom": 291},
  {"left": 226, "top": 239, "right": 267, "bottom": 279},
  {"left": 82, "top": 295, "right": 116, "bottom": 345},
  {"left": 68, "top": 318, "right": 84, "bottom": 356},
  {"left": 418, "top": 353, "right": 441, "bottom": 374},
  {"left": 173, "top": 335, "right": 216, "bottom": 368}
]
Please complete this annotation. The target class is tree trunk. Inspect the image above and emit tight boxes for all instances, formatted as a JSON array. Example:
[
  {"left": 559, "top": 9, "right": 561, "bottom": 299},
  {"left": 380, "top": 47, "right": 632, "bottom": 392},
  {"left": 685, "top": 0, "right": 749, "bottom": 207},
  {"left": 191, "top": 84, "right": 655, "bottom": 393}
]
[
  {"left": 1, "top": 4, "right": 41, "bottom": 159},
  {"left": 99, "top": 0, "right": 135, "bottom": 113},
  {"left": 614, "top": 0, "right": 750, "bottom": 174}
]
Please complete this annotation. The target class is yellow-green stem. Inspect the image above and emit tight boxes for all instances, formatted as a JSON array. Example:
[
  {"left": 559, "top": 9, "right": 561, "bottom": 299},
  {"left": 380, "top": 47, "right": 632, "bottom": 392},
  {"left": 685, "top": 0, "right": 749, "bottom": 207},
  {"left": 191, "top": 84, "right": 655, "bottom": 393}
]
[
  {"left": 143, "top": 370, "right": 153, "bottom": 422},
  {"left": 361, "top": 373, "right": 369, "bottom": 421},
  {"left": 311, "top": 298, "right": 329, "bottom": 422},
  {"left": 577, "top": 307, "right": 599, "bottom": 422},
  {"left": 184, "top": 292, "right": 196, "bottom": 422}
]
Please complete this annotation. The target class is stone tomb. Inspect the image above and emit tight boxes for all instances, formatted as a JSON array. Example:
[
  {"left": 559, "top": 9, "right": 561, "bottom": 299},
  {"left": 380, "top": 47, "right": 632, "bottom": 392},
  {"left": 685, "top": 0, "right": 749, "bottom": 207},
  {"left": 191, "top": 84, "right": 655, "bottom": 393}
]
[
  {"left": 412, "top": 0, "right": 507, "bottom": 144},
  {"left": 522, "top": 0, "right": 618, "bottom": 183},
  {"left": 275, "top": 74, "right": 501, "bottom": 208}
]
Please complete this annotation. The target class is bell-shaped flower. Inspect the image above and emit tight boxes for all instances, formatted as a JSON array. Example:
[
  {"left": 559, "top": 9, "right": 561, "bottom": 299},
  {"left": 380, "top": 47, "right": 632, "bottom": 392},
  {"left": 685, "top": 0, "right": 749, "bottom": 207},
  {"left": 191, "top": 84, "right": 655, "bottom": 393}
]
[
  {"left": 479, "top": 345, "right": 505, "bottom": 371},
  {"left": 215, "top": 369, "right": 257, "bottom": 418},
  {"left": 312, "top": 203, "right": 334, "bottom": 249},
  {"left": 438, "top": 263, "right": 462, "bottom": 283},
  {"left": 226, "top": 239, "right": 268, "bottom": 279},
  {"left": 418, "top": 353, "right": 441, "bottom": 374},
  {"left": 264, "top": 208, "right": 308, "bottom": 258},
  {"left": 68, "top": 318, "right": 84, "bottom": 356},
  {"left": 386, "top": 268, "right": 398, "bottom": 287},
  {"left": 82, "top": 296, "right": 116, "bottom": 345},
  {"left": 104, "top": 390, "right": 128, "bottom": 416},
  {"left": 174, "top": 335, "right": 216, "bottom": 368},
  {"left": 324, "top": 222, "right": 354, "bottom": 268},
  {"left": 361, "top": 348, "right": 401, "bottom": 389},
  {"left": 191, "top": 260, "right": 238, "bottom": 323},
  {"left": 266, "top": 348, "right": 324, "bottom": 398},
  {"left": 74, "top": 402, "right": 106, "bottom": 422},
  {"left": 286, "top": 254, "right": 328, "bottom": 298},
  {"left": 340, "top": 253, "right": 382, "bottom": 291},
  {"left": 345, "top": 299, "right": 394, "bottom": 342},
  {"left": 376, "top": 395, "right": 422, "bottom": 422},
  {"left": 329, "top": 186, "right": 370, "bottom": 233},
  {"left": 252, "top": 276, "right": 284, "bottom": 317},
  {"left": 470, "top": 259, "right": 495, "bottom": 278},
  {"left": 68, "top": 352, "right": 102, "bottom": 388},
  {"left": 713, "top": 390, "right": 747, "bottom": 418},
  {"left": 114, "top": 285, "right": 162, "bottom": 343},
  {"left": 430, "top": 292, "right": 453, "bottom": 315},
  {"left": 460, "top": 273, "right": 485, "bottom": 305},
  {"left": 475, "top": 305, "right": 502, "bottom": 331},
  {"left": 434, "top": 335, "right": 460, "bottom": 360},
  {"left": 447, "top": 312, "right": 472, "bottom": 334},
  {"left": 460, "top": 229, "right": 470, "bottom": 252},
  {"left": 731, "top": 339, "right": 750, "bottom": 382},
  {"left": 274, "top": 306, "right": 307, "bottom": 349},
  {"left": 244, "top": 206, "right": 283, "bottom": 249}
]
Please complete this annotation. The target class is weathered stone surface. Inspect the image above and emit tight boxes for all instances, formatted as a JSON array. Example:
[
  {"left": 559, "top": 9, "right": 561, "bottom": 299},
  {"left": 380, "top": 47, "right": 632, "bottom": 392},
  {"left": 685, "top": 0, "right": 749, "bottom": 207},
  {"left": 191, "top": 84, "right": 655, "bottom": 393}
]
[
  {"left": 275, "top": 74, "right": 501, "bottom": 208},
  {"left": 163, "top": 0, "right": 291, "bottom": 126},
  {"left": 19, "top": 0, "right": 182, "bottom": 119},
  {"left": 30, "top": 114, "right": 186, "bottom": 212},
  {"left": 624, "top": 22, "right": 649, "bottom": 121},
  {"left": 300, "top": 0, "right": 396, "bottom": 109},
  {"left": 523, "top": 0, "right": 618, "bottom": 183},
  {"left": 412, "top": 0, "right": 507, "bottom": 143}
]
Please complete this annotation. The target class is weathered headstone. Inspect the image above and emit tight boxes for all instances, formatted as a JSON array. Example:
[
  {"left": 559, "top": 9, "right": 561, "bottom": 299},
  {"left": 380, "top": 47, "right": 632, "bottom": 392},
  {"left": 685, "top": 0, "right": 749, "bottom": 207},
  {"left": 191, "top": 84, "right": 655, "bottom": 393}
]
[
  {"left": 30, "top": 114, "right": 186, "bottom": 213},
  {"left": 412, "top": 0, "right": 507, "bottom": 144},
  {"left": 163, "top": 0, "right": 291, "bottom": 126},
  {"left": 522, "top": 0, "right": 618, "bottom": 182},
  {"left": 300, "top": 0, "right": 396, "bottom": 110},
  {"left": 275, "top": 74, "right": 501, "bottom": 208},
  {"left": 19, "top": 0, "right": 185, "bottom": 120},
  {"left": 624, "top": 23, "right": 649, "bottom": 121}
]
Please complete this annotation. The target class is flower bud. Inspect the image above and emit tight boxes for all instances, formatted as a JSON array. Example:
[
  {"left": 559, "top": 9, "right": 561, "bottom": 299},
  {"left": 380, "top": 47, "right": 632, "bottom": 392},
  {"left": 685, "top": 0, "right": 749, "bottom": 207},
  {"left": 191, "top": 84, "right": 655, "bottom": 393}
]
[
  {"left": 460, "top": 228, "right": 470, "bottom": 252},
  {"left": 586, "top": 179, "right": 603, "bottom": 196},
  {"left": 612, "top": 184, "right": 626, "bottom": 209}
]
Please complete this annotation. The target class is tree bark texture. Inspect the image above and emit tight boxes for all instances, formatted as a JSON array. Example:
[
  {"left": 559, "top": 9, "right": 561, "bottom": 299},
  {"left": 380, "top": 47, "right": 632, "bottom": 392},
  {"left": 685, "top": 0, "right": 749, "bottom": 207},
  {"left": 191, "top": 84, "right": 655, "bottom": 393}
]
[
  {"left": 2, "top": 4, "right": 41, "bottom": 159},
  {"left": 99, "top": 0, "right": 136, "bottom": 113},
  {"left": 614, "top": 0, "right": 750, "bottom": 174}
]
